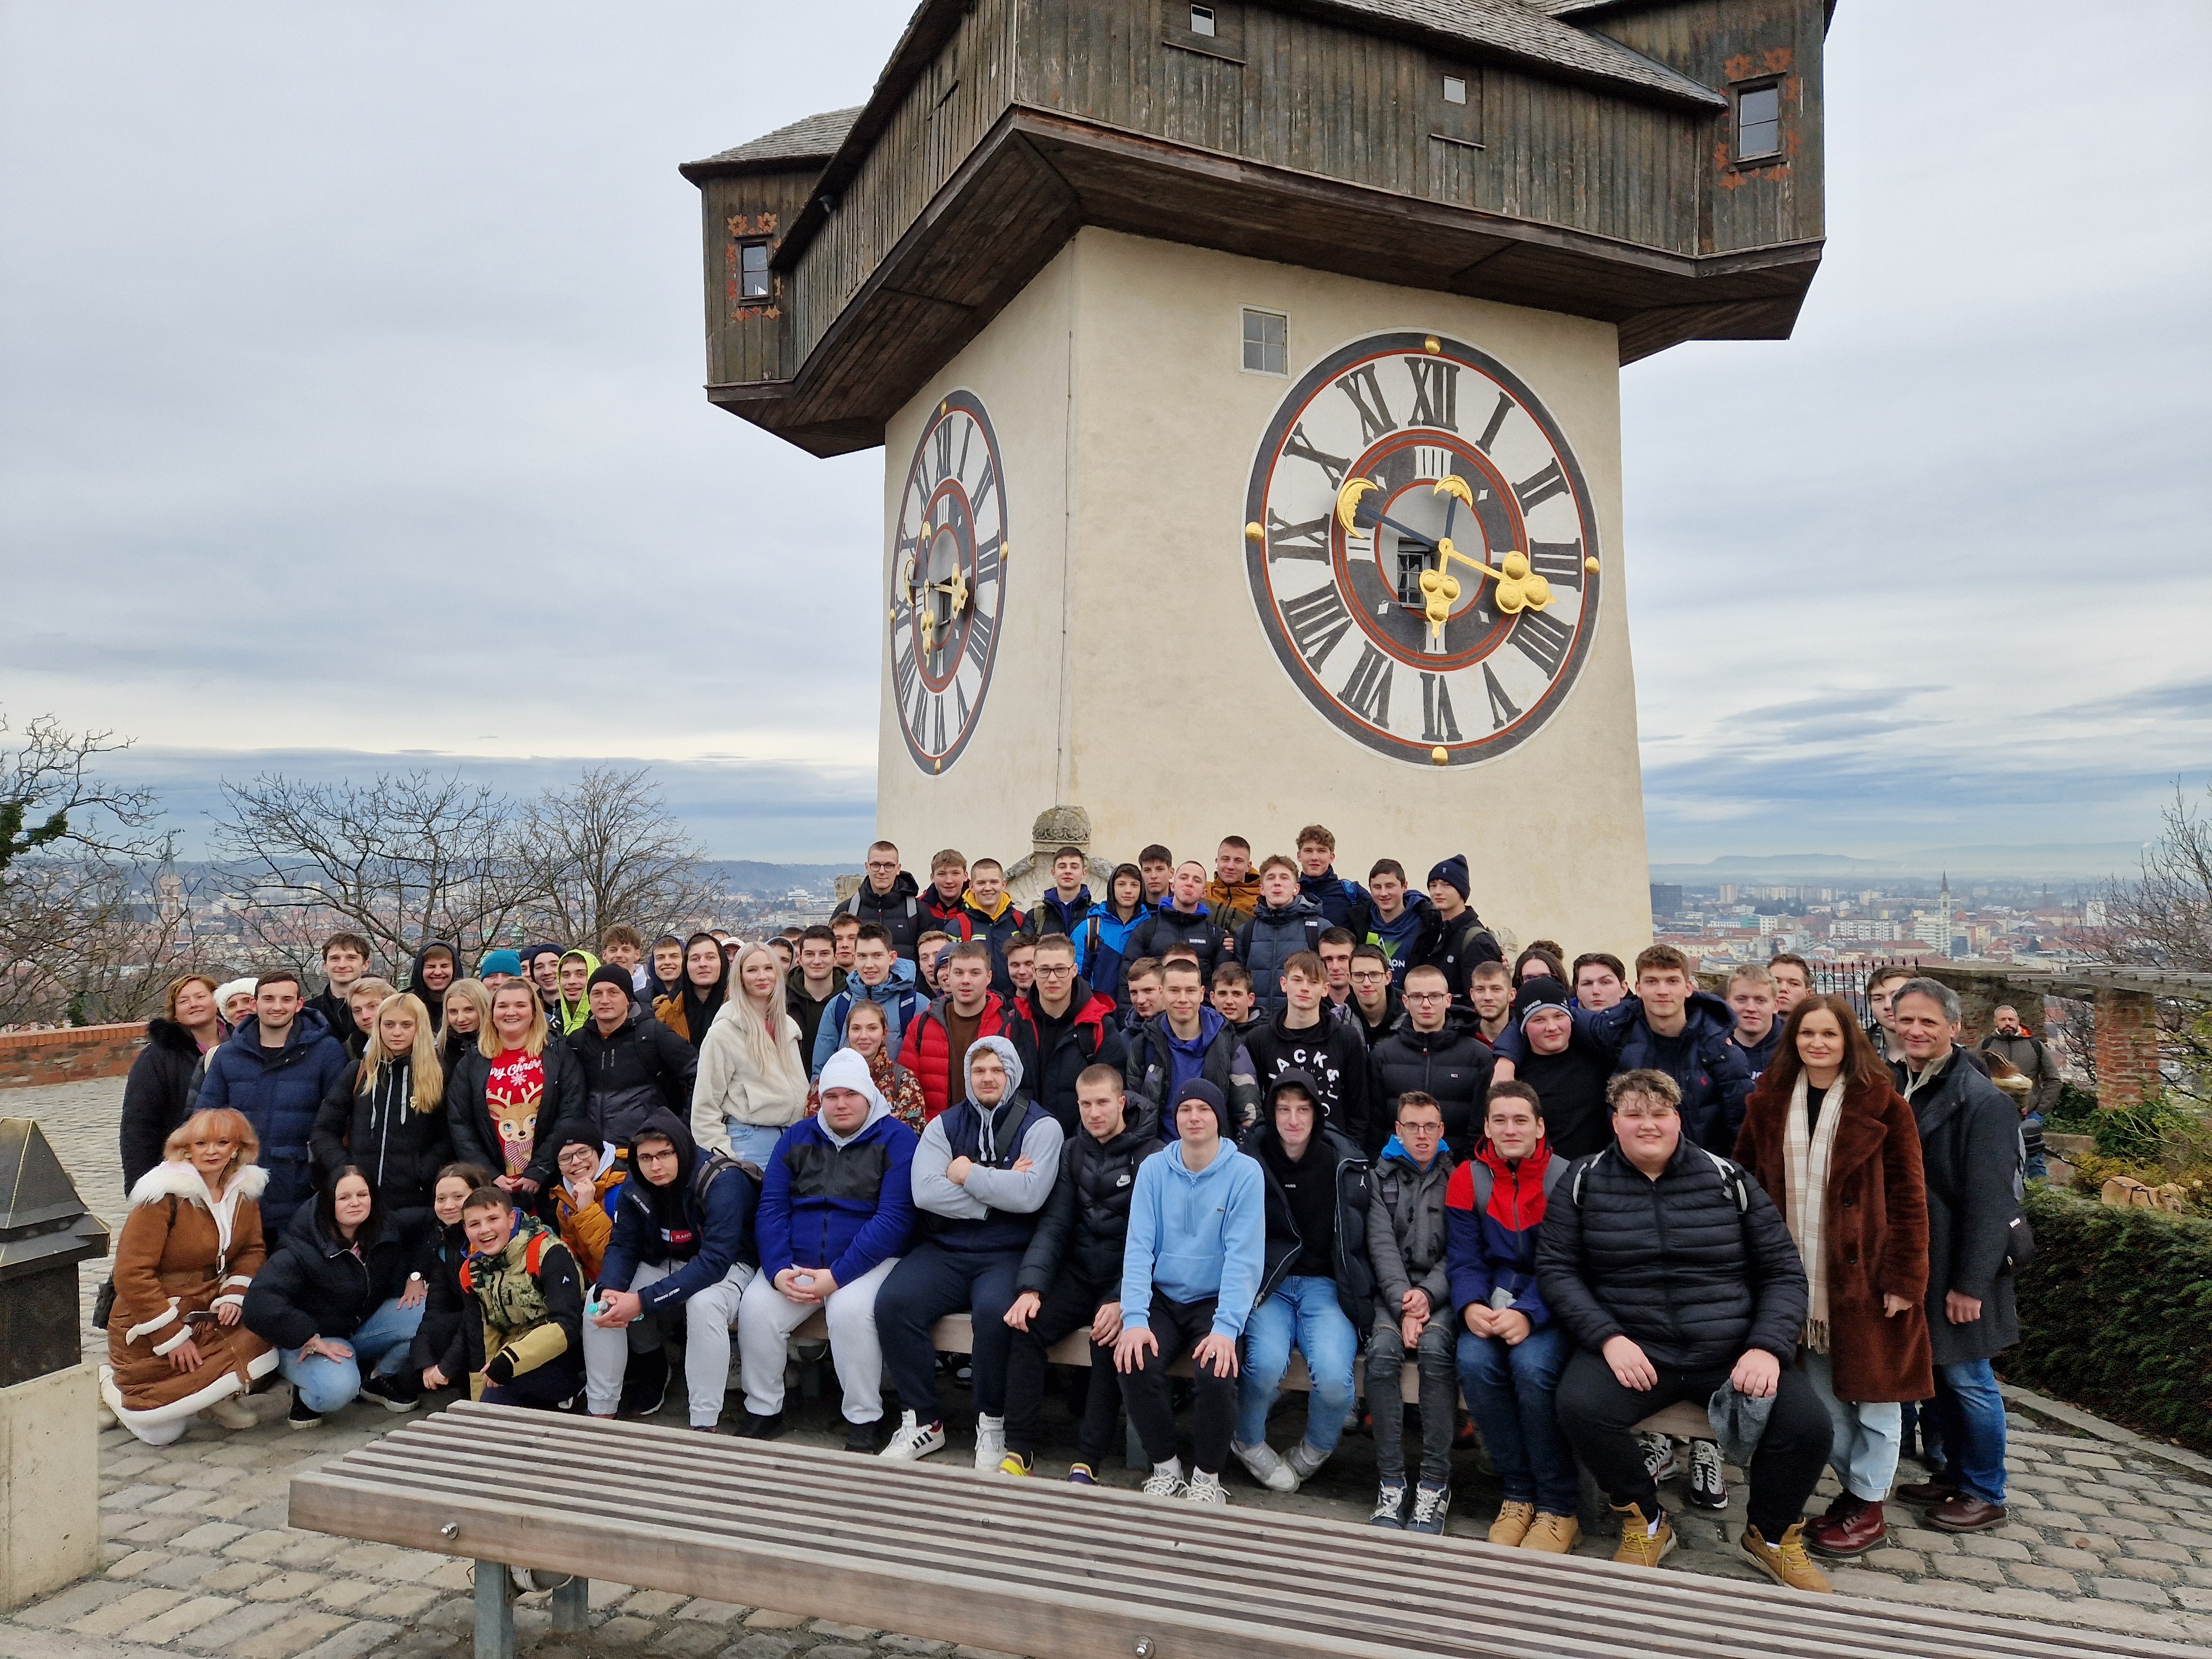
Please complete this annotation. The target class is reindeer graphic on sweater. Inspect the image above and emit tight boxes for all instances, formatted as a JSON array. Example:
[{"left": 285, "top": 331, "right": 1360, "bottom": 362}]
[{"left": 484, "top": 1050, "right": 547, "bottom": 1178}]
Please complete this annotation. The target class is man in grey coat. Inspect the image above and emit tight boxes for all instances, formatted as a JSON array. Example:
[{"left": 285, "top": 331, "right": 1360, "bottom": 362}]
[
  {"left": 1363, "top": 1090, "right": 1457, "bottom": 1531},
  {"left": 1891, "top": 979, "right": 2021, "bottom": 1534},
  {"left": 1980, "top": 1005, "right": 2062, "bottom": 1178}
]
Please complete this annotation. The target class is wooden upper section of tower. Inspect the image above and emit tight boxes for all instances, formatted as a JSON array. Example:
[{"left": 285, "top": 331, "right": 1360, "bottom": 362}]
[{"left": 682, "top": 0, "right": 1834, "bottom": 456}]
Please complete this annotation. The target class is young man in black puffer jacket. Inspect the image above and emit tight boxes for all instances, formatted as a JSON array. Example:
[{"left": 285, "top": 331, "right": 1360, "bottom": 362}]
[
  {"left": 1536, "top": 1068, "right": 1833, "bottom": 1593},
  {"left": 999, "top": 1063, "right": 1165, "bottom": 1481}
]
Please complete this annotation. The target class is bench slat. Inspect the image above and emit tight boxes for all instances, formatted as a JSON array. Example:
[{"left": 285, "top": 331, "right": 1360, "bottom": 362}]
[{"left": 280, "top": 1407, "right": 2163, "bottom": 1659}]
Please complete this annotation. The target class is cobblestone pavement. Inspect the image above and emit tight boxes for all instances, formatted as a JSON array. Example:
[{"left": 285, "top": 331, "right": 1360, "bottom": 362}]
[{"left": 8, "top": 1079, "right": 2212, "bottom": 1656}]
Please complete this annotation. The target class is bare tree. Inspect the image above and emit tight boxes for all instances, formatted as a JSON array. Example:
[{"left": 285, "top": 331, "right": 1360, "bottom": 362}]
[
  {"left": 515, "top": 764, "right": 716, "bottom": 947},
  {"left": 2096, "top": 782, "right": 2212, "bottom": 1103},
  {"left": 0, "top": 713, "right": 191, "bottom": 1026},
  {"left": 212, "top": 770, "right": 540, "bottom": 979}
]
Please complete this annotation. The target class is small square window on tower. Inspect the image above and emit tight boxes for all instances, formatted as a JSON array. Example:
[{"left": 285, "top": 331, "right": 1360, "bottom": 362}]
[
  {"left": 1442, "top": 75, "right": 1467, "bottom": 106},
  {"left": 1241, "top": 307, "right": 1287, "bottom": 375},
  {"left": 1190, "top": 4, "right": 1216, "bottom": 35},
  {"left": 1736, "top": 83, "right": 1782, "bottom": 161},
  {"left": 740, "top": 241, "right": 771, "bottom": 300}
]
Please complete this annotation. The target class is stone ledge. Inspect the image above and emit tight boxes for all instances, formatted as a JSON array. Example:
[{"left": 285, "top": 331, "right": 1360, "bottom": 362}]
[{"left": 0, "top": 1024, "right": 148, "bottom": 1090}]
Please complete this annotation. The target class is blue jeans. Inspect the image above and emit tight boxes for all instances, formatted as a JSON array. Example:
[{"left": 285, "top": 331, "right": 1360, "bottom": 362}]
[
  {"left": 1932, "top": 1358, "right": 2007, "bottom": 1506},
  {"left": 1457, "top": 1321, "right": 1577, "bottom": 1516},
  {"left": 1237, "top": 1276, "right": 1357, "bottom": 1454},
  {"left": 724, "top": 1122, "right": 787, "bottom": 1167},
  {"left": 2021, "top": 1114, "right": 2047, "bottom": 1180},
  {"left": 279, "top": 1296, "right": 424, "bottom": 1415}
]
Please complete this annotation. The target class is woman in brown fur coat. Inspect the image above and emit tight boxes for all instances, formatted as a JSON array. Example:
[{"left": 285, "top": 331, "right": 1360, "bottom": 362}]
[
  {"left": 1737, "top": 994, "right": 1932, "bottom": 1560},
  {"left": 100, "top": 1107, "right": 280, "bottom": 1446}
]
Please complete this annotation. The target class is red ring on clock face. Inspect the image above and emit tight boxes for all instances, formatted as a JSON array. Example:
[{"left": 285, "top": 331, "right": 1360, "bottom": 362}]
[{"left": 914, "top": 491, "right": 974, "bottom": 695}]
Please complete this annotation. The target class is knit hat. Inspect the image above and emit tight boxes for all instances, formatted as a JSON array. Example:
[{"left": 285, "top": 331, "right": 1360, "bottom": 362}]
[
  {"left": 478, "top": 949, "right": 523, "bottom": 979},
  {"left": 587, "top": 963, "right": 634, "bottom": 998},
  {"left": 1427, "top": 854, "right": 1470, "bottom": 900},
  {"left": 1514, "top": 975, "right": 1573, "bottom": 1027},
  {"left": 818, "top": 1047, "right": 890, "bottom": 1117},
  {"left": 1170, "top": 1077, "right": 1231, "bottom": 1139},
  {"left": 214, "top": 977, "right": 258, "bottom": 1011}
]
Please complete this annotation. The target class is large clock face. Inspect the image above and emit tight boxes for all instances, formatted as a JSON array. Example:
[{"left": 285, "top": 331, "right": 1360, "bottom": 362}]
[
  {"left": 1244, "top": 331, "right": 1601, "bottom": 766},
  {"left": 889, "top": 390, "right": 1008, "bottom": 773}
]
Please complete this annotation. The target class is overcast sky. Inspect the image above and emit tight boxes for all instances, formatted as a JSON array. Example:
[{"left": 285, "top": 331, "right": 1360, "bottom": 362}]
[{"left": 3, "top": 2, "right": 2206, "bottom": 873}]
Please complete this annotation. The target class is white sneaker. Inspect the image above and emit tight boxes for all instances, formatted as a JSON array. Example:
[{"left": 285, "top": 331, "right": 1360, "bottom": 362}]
[
  {"left": 1140, "top": 1460, "right": 1187, "bottom": 1499},
  {"left": 972, "top": 1413, "right": 1006, "bottom": 1472},
  {"left": 878, "top": 1411, "right": 947, "bottom": 1462},
  {"left": 1233, "top": 1440, "right": 1298, "bottom": 1493},
  {"left": 1687, "top": 1438, "right": 1728, "bottom": 1511},
  {"left": 1639, "top": 1431, "right": 1678, "bottom": 1483},
  {"left": 202, "top": 1392, "right": 258, "bottom": 1431},
  {"left": 1184, "top": 1469, "right": 1228, "bottom": 1505}
]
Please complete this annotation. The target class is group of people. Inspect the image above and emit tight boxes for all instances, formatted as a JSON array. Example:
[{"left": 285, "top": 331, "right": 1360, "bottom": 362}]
[{"left": 100, "top": 831, "right": 2033, "bottom": 1599}]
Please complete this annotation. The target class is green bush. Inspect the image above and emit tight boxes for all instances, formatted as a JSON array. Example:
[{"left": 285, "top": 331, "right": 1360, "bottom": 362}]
[
  {"left": 2090, "top": 1096, "right": 2197, "bottom": 1162},
  {"left": 2002, "top": 1187, "right": 2212, "bottom": 1453},
  {"left": 2045, "top": 1083, "right": 2102, "bottom": 1133}
]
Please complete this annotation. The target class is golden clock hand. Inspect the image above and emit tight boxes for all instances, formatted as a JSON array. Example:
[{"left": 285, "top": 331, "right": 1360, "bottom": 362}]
[{"left": 1436, "top": 539, "right": 1554, "bottom": 615}]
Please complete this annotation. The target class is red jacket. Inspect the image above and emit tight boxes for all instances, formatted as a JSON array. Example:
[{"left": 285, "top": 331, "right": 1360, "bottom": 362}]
[
  {"left": 897, "top": 991, "right": 1015, "bottom": 1122},
  {"left": 1001, "top": 981, "right": 1126, "bottom": 1136}
]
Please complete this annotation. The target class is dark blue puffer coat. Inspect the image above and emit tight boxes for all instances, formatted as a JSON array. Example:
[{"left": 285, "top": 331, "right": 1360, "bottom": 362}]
[{"left": 197, "top": 1009, "right": 353, "bottom": 1233}]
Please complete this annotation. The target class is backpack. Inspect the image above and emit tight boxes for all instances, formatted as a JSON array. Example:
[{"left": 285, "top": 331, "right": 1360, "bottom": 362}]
[
  {"left": 1573, "top": 1146, "right": 1751, "bottom": 1213},
  {"left": 458, "top": 1227, "right": 554, "bottom": 1295},
  {"left": 1466, "top": 1153, "right": 1569, "bottom": 1213}
]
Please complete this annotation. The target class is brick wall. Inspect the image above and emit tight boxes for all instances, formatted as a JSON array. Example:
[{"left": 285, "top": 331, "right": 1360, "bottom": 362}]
[
  {"left": 0, "top": 1023, "right": 148, "bottom": 1090},
  {"left": 2092, "top": 988, "right": 2160, "bottom": 1108}
]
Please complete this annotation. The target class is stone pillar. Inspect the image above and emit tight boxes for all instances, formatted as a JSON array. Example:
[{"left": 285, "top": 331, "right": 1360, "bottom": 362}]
[
  {"left": 1001, "top": 806, "right": 1112, "bottom": 906},
  {"left": 0, "top": 1119, "right": 108, "bottom": 1611},
  {"left": 2093, "top": 988, "right": 2160, "bottom": 1109}
]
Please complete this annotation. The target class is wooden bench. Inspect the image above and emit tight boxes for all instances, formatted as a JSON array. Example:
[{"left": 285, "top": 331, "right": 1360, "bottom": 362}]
[{"left": 289, "top": 1402, "right": 2160, "bottom": 1659}]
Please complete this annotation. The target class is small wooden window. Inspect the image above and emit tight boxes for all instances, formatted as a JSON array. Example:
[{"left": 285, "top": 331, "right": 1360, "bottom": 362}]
[
  {"left": 739, "top": 242, "right": 771, "bottom": 301},
  {"left": 1735, "top": 82, "right": 1782, "bottom": 161},
  {"left": 1431, "top": 62, "right": 1481, "bottom": 148},
  {"left": 1162, "top": 0, "right": 1242, "bottom": 62},
  {"left": 1241, "top": 307, "right": 1287, "bottom": 375}
]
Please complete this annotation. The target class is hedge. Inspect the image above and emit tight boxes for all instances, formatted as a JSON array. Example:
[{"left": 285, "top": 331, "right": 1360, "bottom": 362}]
[{"left": 2000, "top": 1186, "right": 2212, "bottom": 1454}]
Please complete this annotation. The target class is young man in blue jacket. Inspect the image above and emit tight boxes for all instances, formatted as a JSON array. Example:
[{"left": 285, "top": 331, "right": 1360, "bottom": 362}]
[
  {"left": 737, "top": 1047, "right": 918, "bottom": 1449},
  {"left": 1448, "top": 1081, "right": 1578, "bottom": 1553},
  {"left": 198, "top": 972, "right": 352, "bottom": 1235},
  {"left": 581, "top": 1108, "right": 758, "bottom": 1432},
  {"left": 1114, "top": 1078, "right": 1265, "bottom": 1506}
]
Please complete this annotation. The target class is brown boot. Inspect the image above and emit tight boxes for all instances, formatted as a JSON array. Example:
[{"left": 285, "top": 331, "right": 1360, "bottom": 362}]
[
  {"left": 1894, "top": 1478, "right": 1957, "bottom": 1505},
  {"left": 1486, "top": 1500, "right": 1533, "bottom": 1547},
  {"left": 1804, "top": 1496, "right": 1887, "bottom": 1558},
  {"left": 1610, "top": 1502, "right": 1676, "bottom": 1569},
  {"left": 1925, "top": 1495, "right": 2007, "bottom": 1533},
  {"left": 1740, "top": 1521, "right": 1835, "bottom": 1592},
  {"left": 1521, "top": 1512, "right": 1582, "bottom": 1553}
]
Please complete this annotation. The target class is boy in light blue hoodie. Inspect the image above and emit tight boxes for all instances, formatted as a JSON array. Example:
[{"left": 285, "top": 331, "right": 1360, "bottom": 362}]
[{"left": 1113, "top": 1078, "right": 1265, "bottom": 1505}]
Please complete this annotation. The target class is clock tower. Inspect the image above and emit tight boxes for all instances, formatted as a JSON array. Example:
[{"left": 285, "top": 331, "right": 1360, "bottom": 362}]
[{"left": 682, "top": 0, "right": 1832, "bottom": 958}]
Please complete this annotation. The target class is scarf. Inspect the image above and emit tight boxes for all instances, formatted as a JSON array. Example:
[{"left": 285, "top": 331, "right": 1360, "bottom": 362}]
[{"left": 1782, "top": 1072, "right": 1848, "bottom": 1352}]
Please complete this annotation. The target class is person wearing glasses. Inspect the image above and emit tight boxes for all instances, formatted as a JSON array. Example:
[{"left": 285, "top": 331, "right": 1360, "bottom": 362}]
[
  {"left": 1345, "top": 945, "right": 1404, "bottom": 1050},
  {"left": 839, "top": 840, "right": 924, "bottom": 962},
  {"left": 1003, "top": 932, "right": 1128, "bottom": 1135},
  {"left": 1370, "top": 962, "right": 1495, "bottom": 1161}
]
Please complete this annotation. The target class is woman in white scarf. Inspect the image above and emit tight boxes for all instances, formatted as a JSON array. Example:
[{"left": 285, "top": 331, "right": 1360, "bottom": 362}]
[{"left": 1735, "top": 994, "right": 1932, "bottom": 1564}]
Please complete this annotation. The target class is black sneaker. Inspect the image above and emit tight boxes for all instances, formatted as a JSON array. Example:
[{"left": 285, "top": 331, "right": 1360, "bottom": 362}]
[
  {"left": 618, "top": 1350, "right": 669, "bottom": 1417},
  {"left": 844, "top": 1418, "right": 884, "bottom": 1454},
  {"left": 361, "top": 1373, "right": 420, "bottom": 1413},
  {"left": 1687, "top": 1439, "right": 1728, "bottom": 1510},
  {"left": 738, "top": 1410, "right": 786, "bottom": 1440},
  {"left": 288, "top": 1395, "right": 324, "bottom": 1431}
]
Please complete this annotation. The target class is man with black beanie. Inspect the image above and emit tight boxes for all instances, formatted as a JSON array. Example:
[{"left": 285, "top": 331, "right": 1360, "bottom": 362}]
[
  {"left": 568, "top": 963, "right": 699, "bottom": 1153},
  {"left": 1409, "top": 855, "right": 1503, "bottom": 1001},
  {"left": 1502, "top": 977, "right": 1615, "bottom": 1160}
]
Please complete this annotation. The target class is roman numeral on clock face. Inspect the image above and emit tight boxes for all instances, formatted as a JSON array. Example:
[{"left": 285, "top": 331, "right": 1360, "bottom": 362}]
[
  {"left": 1283, "top": 422, "right": 1349, "bottom": 488},
  {"left": 1511, "top": 607, "right": 1573, "bottom": 678},
  {"left": 1412, "top": 446, "right": 1454, "bottom": 483},
  {"left": 893, "top": 637, "right": 917, "bottom": 708},
  {"left": 932, "top": 422, "right": 953, "bottom": 486},
  {"left": 964, "top": 606, "right": 995, "bottom": 672},
  {"left": 1476, "top": 390, "right": 1514, "bottom": 452},
  {"left": 1528, "top": 540, "right": 1584, "bottom": 591},
  {"left": 1421, "top": 671, "right": 1463, "bottom": 744},
  {"left": 1407, "top": 358, "right": 1459, "bottom": 431},
  {"left": 972, "top": 533, "right": 1001, "bottom": 587},
  {"left": 1514, "top": 458, "right": 1571, "bottom": 513},
  {"left": 1282, "top": 584, "right": 1353, "bottom": 666},
  {"left": 1336, "top": 364, "right": 1398, "bottom": 447},
  {"left": 1482, "top": 664, "right": 1522, "bottom": 731},
  {"left": 1339, "top": 644, "right": 1394, "bottom": 727},
  {"left": 1265, "top": 509, "right": 1332, "bottom": 562}
]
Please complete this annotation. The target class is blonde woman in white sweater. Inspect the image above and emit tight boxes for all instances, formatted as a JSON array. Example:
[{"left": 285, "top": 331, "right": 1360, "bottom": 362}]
[{"left": 692, "top": 944, "right": 809, "bottom": 1165}]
